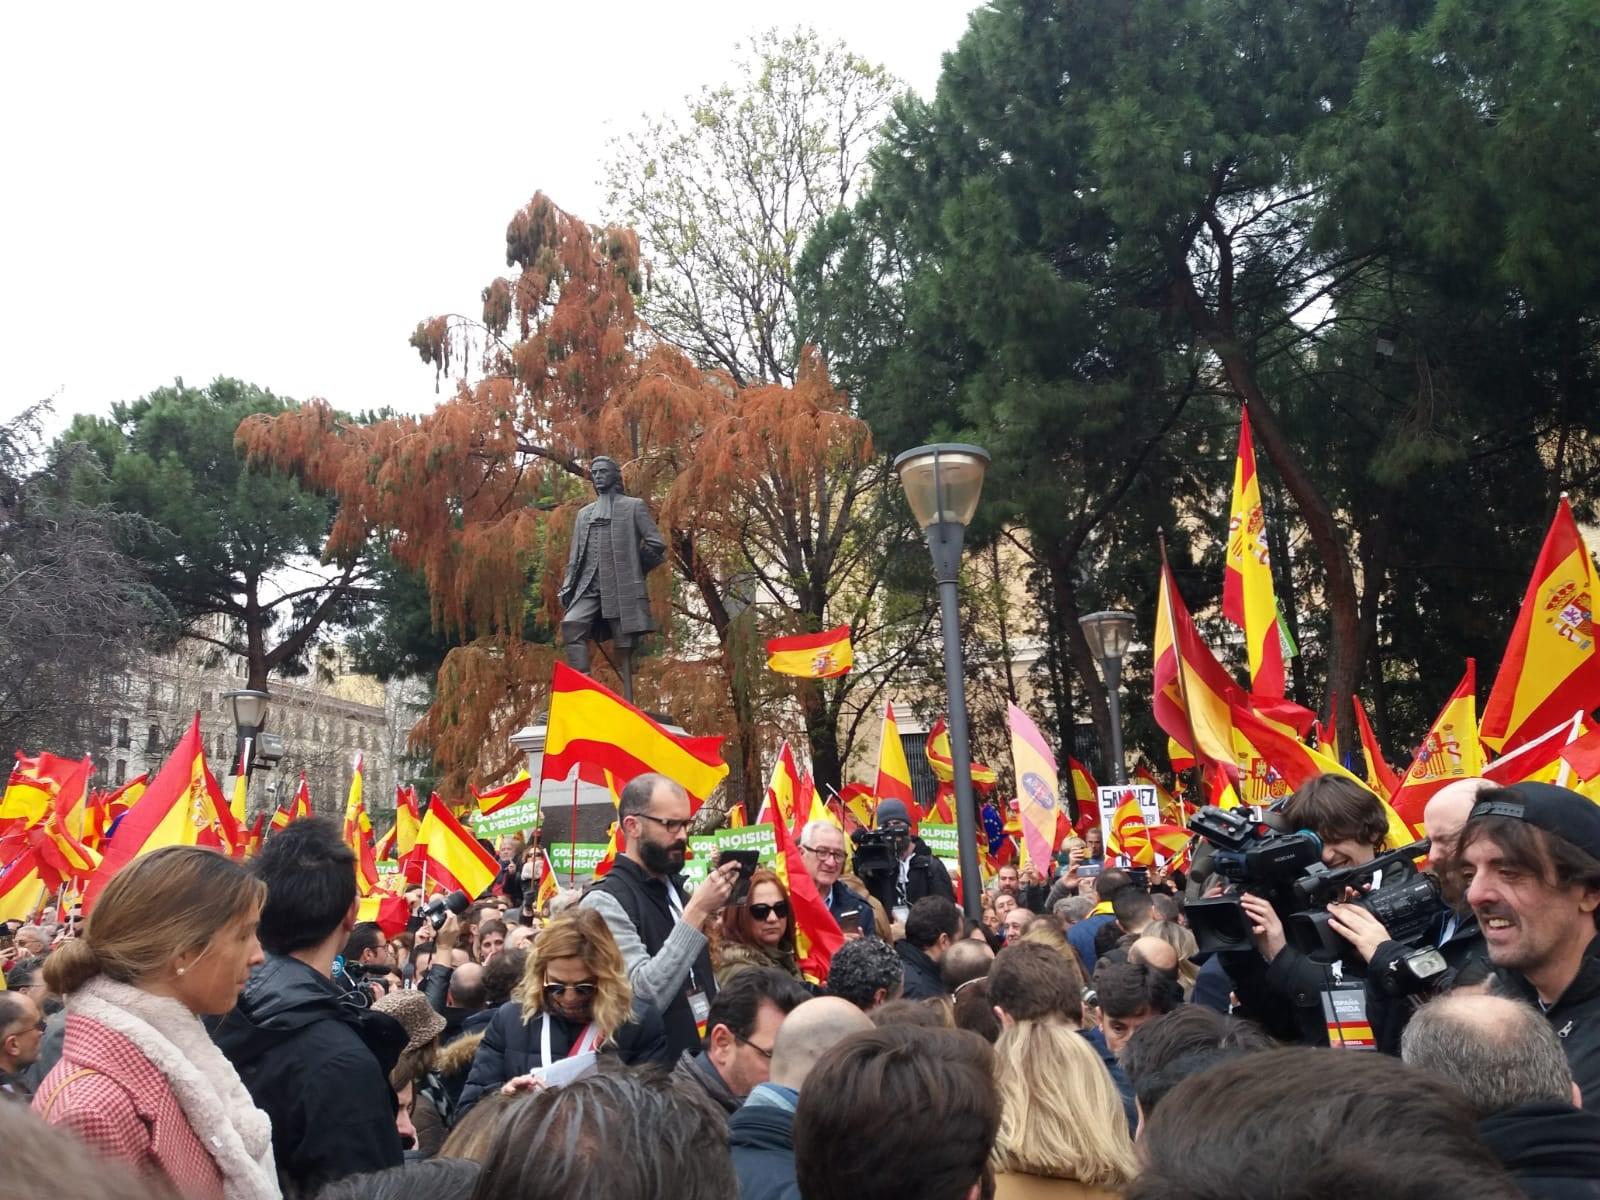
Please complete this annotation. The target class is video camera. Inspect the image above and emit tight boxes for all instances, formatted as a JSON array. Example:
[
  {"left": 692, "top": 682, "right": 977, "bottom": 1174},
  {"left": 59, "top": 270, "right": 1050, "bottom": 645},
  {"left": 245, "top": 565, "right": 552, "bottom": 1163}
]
[
  {"left": 851, "top": 823, "right": 912, "bottom": 879},
  {"left": 1185, "top": 804, "right": 1436, "bottom": 964}
]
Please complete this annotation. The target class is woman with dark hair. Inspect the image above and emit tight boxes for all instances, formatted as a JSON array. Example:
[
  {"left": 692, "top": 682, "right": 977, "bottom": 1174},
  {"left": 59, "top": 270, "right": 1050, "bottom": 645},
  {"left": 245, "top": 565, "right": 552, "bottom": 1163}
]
[
  {"left": 35, "top": 846, "right": 279, "bottom": 1200},
  {"left": 713, "top": 867, "right": 804, "bottom": 986},
  {"left": 456, "top": 908, "right": 669, "bottom": 1115}
]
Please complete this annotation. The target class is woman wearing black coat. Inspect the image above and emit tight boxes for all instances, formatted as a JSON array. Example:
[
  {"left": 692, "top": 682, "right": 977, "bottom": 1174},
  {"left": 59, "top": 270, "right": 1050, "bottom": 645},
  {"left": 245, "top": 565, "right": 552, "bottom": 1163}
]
[{"left": 457, "top": 907, "right": 669, "bottom": 1114}]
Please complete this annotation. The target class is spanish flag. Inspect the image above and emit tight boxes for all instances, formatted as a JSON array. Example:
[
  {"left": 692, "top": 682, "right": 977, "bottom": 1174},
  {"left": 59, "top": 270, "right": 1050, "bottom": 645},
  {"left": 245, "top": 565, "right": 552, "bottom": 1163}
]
[
  {"left": 1351, "top": 695, "right": 1402, "bottom": 800},
  {"left": 1067, "top": 757, "right": 1098, "bottom": 819},
  {"left": 417, "top": 798, "right": 498, "bottom": 900},
  {"left": 874, "top": 702, "right": 917, "bottom": 814},
  {"left": 838, "top": 782, "right": 876, "bottom": 832},
  {"left": 765, "top": 625, "right": 853, "bottom": 679},
  {"left": 1154, "top": 557, "right": 1242, "bottom": 777},
  {"left": 291, "top": 774, "right": 313, "bottom": 821},
  {"left": 1482, "top": 497, "right": 1600, "bottom": 753},
  {"left": 770, "top": 815, "right": 844, "bottom": 984},
  {"left": 84, "top": 714, "right": 240, "bottom": 911},
  {"left": 1392, "top": 662, "right": 1486, "bottom": 831},
  {"left": 1223, "top": 408, "right": 1287, "bottom": 697},
  {"left": 757, "top": 742, "right": 807, "bottom": 834},
  {"left": 1007, "top": 703, "right": 1063, "bottom": 871},
  {"left": 1229, "top": 702, "right": 1416, "bottom": 849},
  {"left": 1483, "top": 714, "right": 1588, "bottom": 786},
  {"left": 543, "top": 663, "right": 728, "bottom": 809},
  {"left": 229, "top": 746, "right": 250, "bottom": 827},
  {"left": 925, "top": 719, "right": 1000, "bottom": 788},
  {"left": 535, "top": 848, "right": 559, "bottom": 912},
  {"left": 343, "top": 755, "right": 379, "bottom": 897},
  {"left": 475, "top": 770, "right": 532, "bottom": 816},
  {"left": 0, "top": 853, "right": 46, "bottom": 924}
]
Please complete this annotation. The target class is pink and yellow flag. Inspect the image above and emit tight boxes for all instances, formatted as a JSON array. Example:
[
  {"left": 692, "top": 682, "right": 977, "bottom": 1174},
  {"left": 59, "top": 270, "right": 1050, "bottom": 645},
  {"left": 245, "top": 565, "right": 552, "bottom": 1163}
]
[{"left": 1007, "top": 703, "right": 1063, "bottom": 871}]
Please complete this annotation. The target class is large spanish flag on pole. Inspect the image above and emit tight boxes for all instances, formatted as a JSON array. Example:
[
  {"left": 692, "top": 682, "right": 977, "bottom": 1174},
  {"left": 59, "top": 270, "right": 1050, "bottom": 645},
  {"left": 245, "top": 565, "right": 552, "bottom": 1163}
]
[
  {"left": 1154, "top": 556, "right": 1241, "bottom": 778},
  {"left": 1392, "top": 662, "right": 1486, "bottom": 831},
  {"left": 543, "top": 663, "right": 728, "bottom": 810},
  {"left": 765, "top": 625, "right": 853, "bottom": 679},
  {"left": 1007, "top": 703, "right": 1063, "bottom": 871},
  {"left": 1223, "top": 408, "right": 1287, "bottom": 698},
  {"left": 1482, "top": 496, "right": 1600, "bottom": 753},
  {"left": 771, "top": 813, "right": 845, "bottom": 984},
  {"left": 756, "top": 742, "right": 807, "bottom": 834},
  {"left": 874, "top": 702, "right": 917, "bottom": 814},
  {"left": 84, "top": 714, "right": 239, "bottom": 911},
  {"left": 417, "top": 798, "right": 498, "bottom": 900}
]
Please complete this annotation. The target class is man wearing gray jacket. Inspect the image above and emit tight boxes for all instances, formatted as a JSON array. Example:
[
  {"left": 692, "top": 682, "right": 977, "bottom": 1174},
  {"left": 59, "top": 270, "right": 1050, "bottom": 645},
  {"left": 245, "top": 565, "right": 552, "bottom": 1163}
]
[{"left": 581, "top": 772, "right": 741, "bottom": 1059}]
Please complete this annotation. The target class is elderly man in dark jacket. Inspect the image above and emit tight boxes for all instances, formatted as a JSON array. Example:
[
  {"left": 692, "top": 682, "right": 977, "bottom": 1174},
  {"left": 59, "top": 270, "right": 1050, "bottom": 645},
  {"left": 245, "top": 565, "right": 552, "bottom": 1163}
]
[{"left": 730, "top": 997, "right": 872, "bottom": 1200}]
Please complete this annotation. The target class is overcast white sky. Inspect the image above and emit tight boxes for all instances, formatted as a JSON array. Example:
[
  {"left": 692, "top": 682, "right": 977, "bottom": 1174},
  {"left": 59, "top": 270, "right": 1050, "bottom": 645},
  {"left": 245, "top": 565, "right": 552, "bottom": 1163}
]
[{"left": 0, "top": 2, "right": 982, "bottom": 432}]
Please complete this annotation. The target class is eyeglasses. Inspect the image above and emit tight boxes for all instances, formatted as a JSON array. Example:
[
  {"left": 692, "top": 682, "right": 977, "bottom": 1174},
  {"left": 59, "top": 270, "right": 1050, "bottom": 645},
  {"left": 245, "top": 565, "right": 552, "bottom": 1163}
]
[
  {"left": 635, "top": 813, "right": 693, "bottom": 836},
  {"left": 800, "top": 844, "right": 845, "bottom": 863},
  {"left": 735, "top": 1034, "right": 774, "bottom": 1060},
  {"left": 543, "top": 981, "right": 599, "bottom": 1000},
  {"left": 749, "top": 902, "right": 790, "bottom": 922}
]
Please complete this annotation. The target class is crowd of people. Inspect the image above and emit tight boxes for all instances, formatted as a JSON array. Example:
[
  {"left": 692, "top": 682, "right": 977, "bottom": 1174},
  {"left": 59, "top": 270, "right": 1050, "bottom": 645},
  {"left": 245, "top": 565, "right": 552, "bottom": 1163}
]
[{"left": 3, "top": 767, "right": 1600, "bottom": 1199}]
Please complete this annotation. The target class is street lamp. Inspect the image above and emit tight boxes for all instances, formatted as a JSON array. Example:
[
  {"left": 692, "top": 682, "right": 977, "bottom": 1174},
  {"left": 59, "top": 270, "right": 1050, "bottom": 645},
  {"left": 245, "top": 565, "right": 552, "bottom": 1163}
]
[
  {"left": 1079, "top": 610, "right": 1136, "bottom": 785},
  {"left": 223, "top": 689, "right": 270, "bottom": 804},
  {"left": 894, "top": 443, "right": 989, "bottom": 920}
]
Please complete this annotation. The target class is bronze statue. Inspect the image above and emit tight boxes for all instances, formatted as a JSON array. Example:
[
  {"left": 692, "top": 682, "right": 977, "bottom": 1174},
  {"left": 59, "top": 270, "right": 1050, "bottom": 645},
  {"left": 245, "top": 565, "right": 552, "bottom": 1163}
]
[{"left": 558, "top": 456, "right": 666, "bottom": 702}]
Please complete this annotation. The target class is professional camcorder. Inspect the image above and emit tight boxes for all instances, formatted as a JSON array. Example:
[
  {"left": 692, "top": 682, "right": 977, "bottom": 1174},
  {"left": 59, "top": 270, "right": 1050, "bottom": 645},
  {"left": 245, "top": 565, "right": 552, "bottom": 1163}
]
[
  {"left": 1185, "top": 804, "right": 1436, "bottom": 965},
  {"left": 851, "top": 825, "right": 909, "bottom": 879}
]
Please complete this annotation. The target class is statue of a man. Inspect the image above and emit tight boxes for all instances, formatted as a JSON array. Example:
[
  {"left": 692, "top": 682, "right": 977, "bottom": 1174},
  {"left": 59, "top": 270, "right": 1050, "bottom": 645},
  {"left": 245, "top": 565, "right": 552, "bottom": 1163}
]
[{"left": 558, "top": 456, "right": 666, "bottom": 702}]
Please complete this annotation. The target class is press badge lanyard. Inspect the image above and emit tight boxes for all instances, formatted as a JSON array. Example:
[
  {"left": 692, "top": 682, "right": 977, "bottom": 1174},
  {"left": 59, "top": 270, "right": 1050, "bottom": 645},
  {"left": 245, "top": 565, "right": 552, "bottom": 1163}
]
[
  {"left": 540, "top": 1013, "right": 601, "bottom": 1069},
  {"left": 667, "top": 881, "right": 712, "bottom": 1031}
]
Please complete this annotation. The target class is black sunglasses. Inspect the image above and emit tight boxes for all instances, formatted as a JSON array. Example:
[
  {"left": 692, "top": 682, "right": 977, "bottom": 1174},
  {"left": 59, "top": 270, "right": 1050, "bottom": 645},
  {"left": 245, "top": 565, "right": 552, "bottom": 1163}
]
[
  {"left": 749, "top": 902, "right": 790, "bottom": 921},
  {"left": 543, "top": 981, "right": 599, "bottom": 1000}
]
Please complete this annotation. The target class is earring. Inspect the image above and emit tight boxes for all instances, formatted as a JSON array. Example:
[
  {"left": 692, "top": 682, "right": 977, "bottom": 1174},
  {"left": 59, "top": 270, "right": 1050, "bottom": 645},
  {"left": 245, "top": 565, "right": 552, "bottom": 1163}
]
[{"left": 176, "top": 966, "right": 187, "bottom": 976}]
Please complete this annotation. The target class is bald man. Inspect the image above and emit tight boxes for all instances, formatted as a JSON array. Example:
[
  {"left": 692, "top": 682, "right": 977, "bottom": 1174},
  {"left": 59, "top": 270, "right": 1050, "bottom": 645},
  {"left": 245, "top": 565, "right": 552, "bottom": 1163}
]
[
  {"left": 1128, "top": 936, "right": 1180, "bottom": 977},
  {"left": 1423, "top": 777, "right": 1495, "bottom": 873},
  {"left": 729, "top": 998, "right": 873, "bottom": 1200}
]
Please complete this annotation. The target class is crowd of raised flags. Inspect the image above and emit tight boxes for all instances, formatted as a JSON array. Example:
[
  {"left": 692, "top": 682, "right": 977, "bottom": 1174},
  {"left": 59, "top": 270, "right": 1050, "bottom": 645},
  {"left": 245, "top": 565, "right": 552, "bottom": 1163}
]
[{"left": 5, "top": 406, "right": 1600, "bottom": 976}]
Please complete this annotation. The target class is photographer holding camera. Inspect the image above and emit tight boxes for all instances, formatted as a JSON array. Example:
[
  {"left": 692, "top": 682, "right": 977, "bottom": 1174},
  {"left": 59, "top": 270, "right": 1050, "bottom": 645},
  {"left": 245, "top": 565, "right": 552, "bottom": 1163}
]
[
  {"left": 1213, "top": 775, "right": 1444, "bottom": 1046},
  {"left": 850, "top": 799, "right": 954, "bottom": 928}
]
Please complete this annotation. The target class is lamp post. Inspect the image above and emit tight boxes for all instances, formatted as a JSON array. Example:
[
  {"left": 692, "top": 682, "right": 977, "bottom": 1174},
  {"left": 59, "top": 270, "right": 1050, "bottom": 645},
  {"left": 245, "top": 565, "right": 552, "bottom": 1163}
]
[
  {"left": 1079, "top": 611, "right": 1136, "bottom": 785},
  {"left": 223, "top": 688, "right": 270, "bottom": 807},
  {"left": 893, "top": 443, "right": 990, "bottom": 920}
]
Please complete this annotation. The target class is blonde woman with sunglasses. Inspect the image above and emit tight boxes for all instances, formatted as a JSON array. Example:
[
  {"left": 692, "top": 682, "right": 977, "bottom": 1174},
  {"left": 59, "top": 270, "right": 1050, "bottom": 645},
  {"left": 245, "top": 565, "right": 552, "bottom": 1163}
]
[{"left": 456, "top": 908, "right": 670, "bottom": 1115}]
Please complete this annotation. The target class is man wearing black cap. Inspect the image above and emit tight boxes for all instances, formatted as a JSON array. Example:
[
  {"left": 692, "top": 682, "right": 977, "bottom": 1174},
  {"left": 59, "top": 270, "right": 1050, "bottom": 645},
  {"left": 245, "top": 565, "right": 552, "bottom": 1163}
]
[
  {"left": 852, "top": 799, "right": 954, "bottom": 928},
  {"left": 1459, "top": 782, "right": 1600, "bottom": 1105}
]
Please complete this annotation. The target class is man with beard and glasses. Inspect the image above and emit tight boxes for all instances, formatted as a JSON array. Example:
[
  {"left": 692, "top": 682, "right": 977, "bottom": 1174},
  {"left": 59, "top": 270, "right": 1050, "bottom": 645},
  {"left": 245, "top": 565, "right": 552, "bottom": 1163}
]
[{"left": 581, "top": 772, "right": 742, "bottom": 1058}]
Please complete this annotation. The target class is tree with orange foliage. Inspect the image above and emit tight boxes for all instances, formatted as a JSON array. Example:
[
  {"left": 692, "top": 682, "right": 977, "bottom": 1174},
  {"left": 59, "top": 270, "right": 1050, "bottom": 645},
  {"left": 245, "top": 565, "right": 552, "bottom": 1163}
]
[{"left": 240, "top": 193, "right": 901, "bottom": 809}]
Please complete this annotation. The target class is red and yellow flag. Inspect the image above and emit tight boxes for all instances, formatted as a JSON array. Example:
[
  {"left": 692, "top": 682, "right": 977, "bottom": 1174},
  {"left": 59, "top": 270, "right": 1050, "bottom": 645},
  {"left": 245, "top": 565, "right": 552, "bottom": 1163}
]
[
  {"left": 1351, "top": 695, "right": 1403, "bottom": 800},
  {"left": 1067, "top": 756, "right": 1098, "bottom": 818},
  {"left": 1223, "top": 408, "right": 1286, "bottom": 697},
  {"left": 757, "top": 742, "right": 807, "bottom": 835},
  {"left": 925, "top": 719, "right": 999, "bottom": 790},
  {"left": 1154, "top": 558, "right": 1243, "bottom": 777},
  {"left": 1228, "top": 702, "right": 1416, "bottom": 848},
  {"left": 1483, "top": 713, "right": 1587, "bottom": 787},
  {"left": 1481, "top": 497, "right": 1600, "bottom": 753},
  {"left": 1392, "top": 663, "right": 1486, "bottom": 831},
  {"left": 343, "top": 755, "right": 379, "bottom": 897},
  {"left": 535, "top": 848, "right": 559, "bottom": 912},
  {"left": 874, "top": 702, "right": 917, "bottom": 814},
  {"left": 417, "top": 797, "right": 498, "bottom": 899},
  {"left": 84, "top": 715, "right": 239, "bottom": 911},
  {"left": 770, "top": 814, "right": 845, "bottom": 984},
  {"left": 0, "top": 852, "right": 46, "bottom": 924},
  {"left": 543, "top": 663, "right": 728, "bottom": 810},
  {"left": 765, "top": 625, "right": 854, "bottom": 679},
  {"left": 474, "top": 770, "right": 532, "bottom": 816}
]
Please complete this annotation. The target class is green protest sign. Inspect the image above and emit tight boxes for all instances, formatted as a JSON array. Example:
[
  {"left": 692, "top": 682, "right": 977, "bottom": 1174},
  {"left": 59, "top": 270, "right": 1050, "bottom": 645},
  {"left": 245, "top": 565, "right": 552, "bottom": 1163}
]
[
  {"left": 714, "top": 823, "right": 778, "bottom": 865},
  {"left": 919, "top": 823, "right": 961, "bottom": 860},
  {"left": 548, "top": 842, "right": 610, "bottom": 883},
  {"left": 680, "top": 835, "right": 720, "bottom": 888},
  {"left": 474, "top": 798, "right": 541, "bottom": 839}
]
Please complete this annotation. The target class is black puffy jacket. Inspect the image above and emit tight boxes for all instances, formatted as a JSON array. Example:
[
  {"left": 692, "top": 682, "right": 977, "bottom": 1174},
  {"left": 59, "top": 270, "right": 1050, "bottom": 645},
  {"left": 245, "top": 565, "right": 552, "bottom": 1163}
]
[
  {"left": 212, "top": 955, "right": 406, "bottom": 1193},
  {"left": 1494, "top": 935, "right": 1600, "bottom": 1108}
]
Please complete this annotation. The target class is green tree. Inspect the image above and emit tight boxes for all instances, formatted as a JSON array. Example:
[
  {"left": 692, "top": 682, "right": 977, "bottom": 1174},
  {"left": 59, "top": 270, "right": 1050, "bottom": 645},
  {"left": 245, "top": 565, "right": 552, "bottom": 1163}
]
[{"left": 63, "top": 379, "right": 381, "bottom": 692}]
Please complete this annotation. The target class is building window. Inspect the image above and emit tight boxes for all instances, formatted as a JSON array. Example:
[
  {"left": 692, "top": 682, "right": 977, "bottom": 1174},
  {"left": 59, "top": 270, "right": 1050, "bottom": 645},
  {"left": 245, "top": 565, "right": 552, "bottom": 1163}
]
[
  {"left": 201, "top": 690, "right": 214, "bottom": 710},
  {"left": 117, "top": 718, "right": 131, "bottom": 749},
  {"left": 146, "top": 724, "right": 161, "bottom": 752},
  {"left": 147, "top": 680, "right": 158, "bottom": 706},
  {"left": 115, "top": 759, "right": 127, "bottom": 785}
]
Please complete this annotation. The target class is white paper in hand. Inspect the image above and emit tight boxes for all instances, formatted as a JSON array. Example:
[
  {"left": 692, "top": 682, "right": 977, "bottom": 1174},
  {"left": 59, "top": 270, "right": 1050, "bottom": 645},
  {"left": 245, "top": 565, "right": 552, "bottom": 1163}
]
[{"left": 531, "top": 1050, "right": 598, "bottom": 1089}]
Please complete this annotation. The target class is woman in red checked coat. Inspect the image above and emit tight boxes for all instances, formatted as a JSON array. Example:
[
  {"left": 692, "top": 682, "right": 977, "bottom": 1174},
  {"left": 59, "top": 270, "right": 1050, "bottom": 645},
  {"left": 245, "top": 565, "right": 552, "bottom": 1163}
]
[{"left": 35, "top": 847, "right": 279, "bottom": 1200}]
